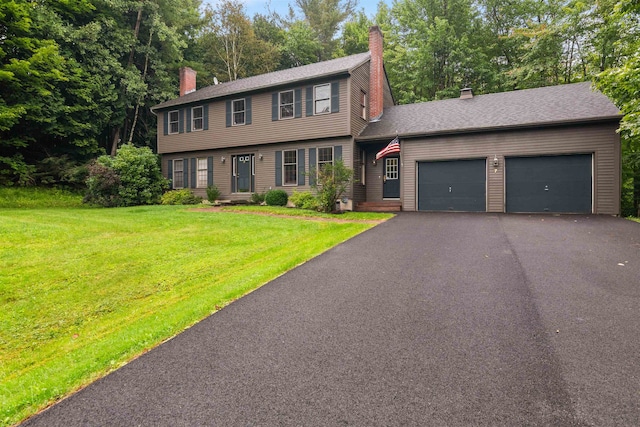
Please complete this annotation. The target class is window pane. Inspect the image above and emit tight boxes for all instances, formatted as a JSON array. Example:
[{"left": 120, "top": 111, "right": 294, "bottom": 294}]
[
  {"left": 280, "top": 91, "right": 293, "bottom": 104},
  {"left": 193, "top": 107, "right": 203, "bottom": 119},
  {"left": 315, "top": 84, "right": 330, "bottom": 100},
  {"left": 284, "top": 150, "right": 297, "bottom": 164},
  {"left": 170, "top": 111, "right": 179, "bottom": 122},
  {"left": 315, "top": 99, "right": 330, "bottom": 114},
  {"left": 234, "top": 112, "right": 245, "bottom": 125},
  {"left": 173, "top": 160, "right": 183, "bottom": 188},
  {"left": 233, "top": 99, "right": 245, "bottom": 111},
  {"left": 284, "top": 165, "right": 297, "bottom": 185},
  {"left": 318, "top": 147, "right": 333, "bottom": 163},
  {"left": 280, "top": 105, "right": 293, "bottom": 119}
]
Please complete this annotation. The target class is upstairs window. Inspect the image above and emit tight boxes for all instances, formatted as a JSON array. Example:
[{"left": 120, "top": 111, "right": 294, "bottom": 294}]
[
  {"left": 283, "top": 150, "right": 297, "bottom": 185},
  {"left": 192, "top": 106, "right": 203, "bottom": 131},
  {"left": 232, "top": 99, "right": 245, "bottom": 126},
  {"left": 169, "top": 110, "right": 179, "bottom": 134},
  {"left": 279, "top": 90, "right": 294, "bottom": 119},
  {"left": 360, "top": 90, "right": 367, "bottom": 120},
  {"left": 314, "top": 84, "right": 331, "bottom": 115}
]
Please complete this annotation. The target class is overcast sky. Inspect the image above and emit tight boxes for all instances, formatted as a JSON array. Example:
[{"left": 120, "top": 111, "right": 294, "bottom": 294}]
[{"left": 201, "top": 0, "right": 389, "bottom": 19}]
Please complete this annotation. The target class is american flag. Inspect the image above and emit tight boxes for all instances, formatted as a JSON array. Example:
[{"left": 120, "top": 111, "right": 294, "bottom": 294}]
[{"left": 376, "top": 136, "right": 400, "bottom": 160}]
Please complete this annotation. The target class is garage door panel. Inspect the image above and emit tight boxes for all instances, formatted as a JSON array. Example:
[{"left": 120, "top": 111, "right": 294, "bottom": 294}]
[
  {"left": 506, "top": 155, "right": 592, "bottom": 213},
  {"left": 418, "top": 159, "right": 486, "bottom": 212}
]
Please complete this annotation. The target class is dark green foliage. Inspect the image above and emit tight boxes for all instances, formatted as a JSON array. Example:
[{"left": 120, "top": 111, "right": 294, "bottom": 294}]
[
  {"left": 250, "top": 191, "right": 266, "bottom": 204},
  {"left": 161, "top": 189, "right": 203, "bottom": 205},
  {"left": 206, "top": 185, "right": 221, "bottom": 203},
  {"left": 265, "top": 189, "right": 289, "bottom": 206},
  {"left": 84, "top": 161, "right": 122, "bottom": 207},
  {"left": 289, "top": 190, "right": 320, "bottom": 210},
  {"left": 311, "top": 159, "right": 352, "bottom": 213},
  {"left": 84, "top": 144, "right": 168, "bottom": 207}
]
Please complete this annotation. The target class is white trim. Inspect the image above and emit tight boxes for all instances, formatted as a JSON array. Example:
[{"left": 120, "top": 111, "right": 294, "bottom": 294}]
[
  {"left": 168, "top": 110, "right": 179, "bottom": 134},
  {"left": 231, "top": 98, "right": 246, "bottom": 126},
  {"left": 279, "top": 90, "right": 295, "bottom": 120},
  {"left": 313, "top": 83, "right": 331, "bottom": 115},
  {"left": 282, "top": 149, "right": 298, "bottom": 186},
  {"left": 191, "top": 106, "right": 204, "bottom": 131}
]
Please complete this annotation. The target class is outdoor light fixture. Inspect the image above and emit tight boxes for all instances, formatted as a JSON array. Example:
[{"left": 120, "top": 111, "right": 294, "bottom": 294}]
[
  {"left": 259, "top": 153, "right": 263, "bottom": 160},
  {"left": 372, "top": 159, "right": 377, "bottom": 166},
  {"left": 221, "top": 156, "right": 226, "bottom": 163},
  {"left": 492, "top": 155, "right": 499, "bottom": 168}
]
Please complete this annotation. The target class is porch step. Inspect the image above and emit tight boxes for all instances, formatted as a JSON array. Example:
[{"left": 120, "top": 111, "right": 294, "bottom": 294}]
[{"left": 355, "top": 201, "right": 402, "bottom": 212}]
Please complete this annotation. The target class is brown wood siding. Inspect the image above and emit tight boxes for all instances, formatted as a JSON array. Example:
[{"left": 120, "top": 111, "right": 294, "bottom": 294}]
[
  {"left": 162, "top": 137, "right": 354, "bottom": 201},
  {"left": 401, "top": 123, "right": 620, "bottom": 214},
  {"left": 349, "top": 62, "right": 370, "bottom": 137},
  {"left": 157, "top": 79, "right": 350, "bottom": 154}
]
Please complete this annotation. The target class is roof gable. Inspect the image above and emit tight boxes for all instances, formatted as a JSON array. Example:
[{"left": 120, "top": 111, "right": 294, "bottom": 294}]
[
  {"left": 153, "top": 52, "right": 371, "bottom": 111},
  {"left": 358, "top": 82, "right": 621, "bottom": 140}
]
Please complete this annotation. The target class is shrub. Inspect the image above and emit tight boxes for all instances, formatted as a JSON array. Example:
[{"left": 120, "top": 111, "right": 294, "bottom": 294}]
[
  {"left": 84, "top": 160, "right": 122, "bottom": 207},
  {"left": 161, "top": 189, "right": 203, "bottom": 205},
  {"left": 311, "top": 159, "right": 353, "bottom": 213},
  {"left": 265, "top": 189, "right": 288, "bottom": 206},
  {"left": 289, "top": 190, "right": 319, "bottom": 210},
  {"left": 250, "top": 191, "right": 266, "bottom": 204},
  {"left": 206, "top": 185, "right": 221, "bottom": 203},
  {"left": 84, "top": 144, "right": 168, "bottom": 207}
]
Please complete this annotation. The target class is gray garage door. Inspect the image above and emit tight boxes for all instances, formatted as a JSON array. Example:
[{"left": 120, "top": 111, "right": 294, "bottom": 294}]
[
  {"left": 505, "top": 154, "right": 592, "bottom": 213},
  {"left": 418, "top": 159, "right": 486, "bottom": 212}
]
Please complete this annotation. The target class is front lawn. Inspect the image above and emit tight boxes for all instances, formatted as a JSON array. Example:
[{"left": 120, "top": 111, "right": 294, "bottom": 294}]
[{"left": 0, "top": 200, "right": 390, "bottom": 426}]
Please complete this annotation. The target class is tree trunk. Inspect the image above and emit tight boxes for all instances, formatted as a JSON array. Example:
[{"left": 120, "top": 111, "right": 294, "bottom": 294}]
[{"left": 110, "top": 126, "right": 121, "bottom": 156}]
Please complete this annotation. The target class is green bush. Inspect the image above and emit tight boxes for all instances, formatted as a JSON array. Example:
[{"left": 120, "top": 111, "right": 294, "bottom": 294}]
[
  {"left": 311, "top": 159, "right": 353, "bottom": 213},
  {"left": 206, "top": 185, "right": 221, "bottom": 203},
  {"left": 265, "top": 189, "right": 288, "bottom": 206},
  {"left": 289, "top": 190, "right": 319, "bottom": 210},
  {"left": 161, "top": 189, "right": 203, "bottom": 205},
  {"left": 84, "top": 144, "right": 168, "bottom": 207},
  {"left": 250, "top": 191, "right": 266, "bottom": 204}
]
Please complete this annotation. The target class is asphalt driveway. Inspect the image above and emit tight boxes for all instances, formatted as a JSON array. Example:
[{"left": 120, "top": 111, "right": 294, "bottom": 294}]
[{"left": 22, "top": 213, "right": 640, "bottom": 426}]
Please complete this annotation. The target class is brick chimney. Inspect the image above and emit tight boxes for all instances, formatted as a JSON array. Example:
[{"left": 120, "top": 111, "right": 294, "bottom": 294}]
[
  {"left": 369, "top": 26, "right": 384, "bottom": 121},
  {"left": 460, "top": 87, "right": 473, "bottom": 99},
  {"left": 179, "top": 67, "right": 197, "bottom": 96}
]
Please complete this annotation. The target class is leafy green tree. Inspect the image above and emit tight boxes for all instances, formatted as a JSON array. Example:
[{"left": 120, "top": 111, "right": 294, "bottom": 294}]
[
  {"left": 294, "top": 0, "right": 357, "bottom": 61},
  {"left": 340, "top": 10, "right": 373, "bottom": 55},
  {"left": 597, "top": 0, "right": 640, "bottom": 215},
  {"left": 199, "top": 0, "right": 279, "bottom": 82}
]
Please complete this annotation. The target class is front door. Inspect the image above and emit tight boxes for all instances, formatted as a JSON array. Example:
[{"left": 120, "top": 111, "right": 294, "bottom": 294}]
[
  {"left": 383, "top": 157, "right": 400, "bottom": 199},
  {"left": 233, "top": 154, "right": 254, "bottom": 193}
]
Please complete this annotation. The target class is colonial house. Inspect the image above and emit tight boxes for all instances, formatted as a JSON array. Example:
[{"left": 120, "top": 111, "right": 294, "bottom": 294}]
[{"left": 151, "top": 26, "right": 622, "bottom": 214}]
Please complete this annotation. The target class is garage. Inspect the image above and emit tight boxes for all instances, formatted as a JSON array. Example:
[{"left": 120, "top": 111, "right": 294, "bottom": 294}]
[
  {"left": 417, "top": 159, "right": 486, "bottom": 212},
  {"left": 505, "top": 154, "right": 592, "bottom": 213}
]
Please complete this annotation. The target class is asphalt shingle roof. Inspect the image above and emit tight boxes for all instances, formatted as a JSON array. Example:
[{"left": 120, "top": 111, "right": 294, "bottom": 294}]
[
  {"left": 152, "top": 52, "right": 371, "bottom": 111},
  {"left": 357, "top": 82, "right": 621, "bottom": 140}
]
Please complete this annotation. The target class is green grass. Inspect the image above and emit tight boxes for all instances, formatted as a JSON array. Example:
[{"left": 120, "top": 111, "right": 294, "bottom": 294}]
[
  {"left": 0, "top": 187, "right": 85, "bottom": 209},
  {"left": 627, "top": 216, "right": 640, "bottom": 223},
  {"left": 0, "top": 197, "right": 388, "bottom": 426},
  {"left": 215, "top": 205, "right": 394, "bottom": 221}
]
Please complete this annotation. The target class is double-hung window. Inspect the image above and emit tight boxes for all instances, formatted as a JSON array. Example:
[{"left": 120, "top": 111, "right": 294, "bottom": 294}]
[
  {"left": 169, "top": 110, "right": 179, "bottom": 134},
  {"left": 232, "top": 99, "right": 245, "bottom": 125},
  {"left": 317, "top": 147, "right": 333, "bottom": 172},
  {"left": 197, "top": 158, "right": 208, "bottom": 188},
  {"left": 192, "top": 106, "right": 204, "bottom": 131},
  {"left": 283, "top": 150, "right": 297, "bottom": 185},
  {"left": 279, "top": 90, "right": 294, "bottom": 119},
  {"left": 360, "top": 90, "right": 367, "bottom": 120},
  {"left": 173, "top": 159, "right": 184, "bottom": 188},
  {"left": 314, "top": 84, "right": 331, "bottom": 115}
]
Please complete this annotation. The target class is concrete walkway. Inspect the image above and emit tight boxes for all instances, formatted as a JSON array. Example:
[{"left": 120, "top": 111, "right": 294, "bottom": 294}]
[{"left": 22, "top": 213, "right": 640, "bottom": 426}]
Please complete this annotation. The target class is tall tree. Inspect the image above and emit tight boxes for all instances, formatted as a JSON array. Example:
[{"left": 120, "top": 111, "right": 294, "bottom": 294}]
[
  {"left": 199, "top": 0, "right": 279, "bottom": 82},
  {"left": 294, "top": 0, "right": 358, "bottom": 61}
]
